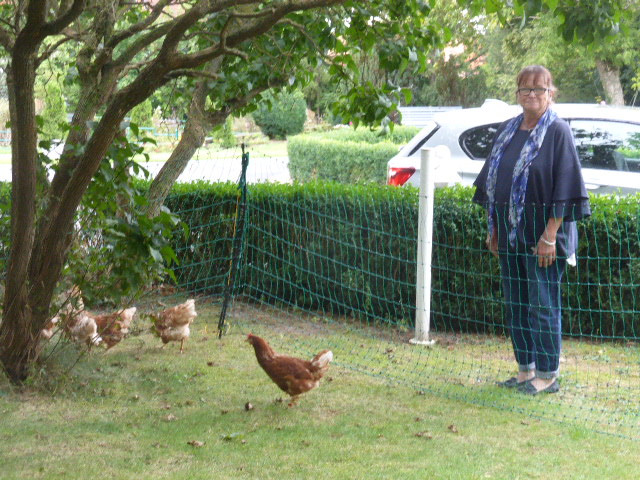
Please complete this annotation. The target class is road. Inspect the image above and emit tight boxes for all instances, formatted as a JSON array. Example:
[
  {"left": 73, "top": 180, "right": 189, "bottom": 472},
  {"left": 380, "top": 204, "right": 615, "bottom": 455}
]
[{"left": 0, "top": 155, "right": 292, "bottom": 185}]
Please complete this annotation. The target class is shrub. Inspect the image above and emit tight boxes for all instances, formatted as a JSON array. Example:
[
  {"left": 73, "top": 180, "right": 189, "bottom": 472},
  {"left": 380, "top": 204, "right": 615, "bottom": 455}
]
[
  {"left": 287, "top": 126, "right": 419, "bottom": 184},
  {"left": 252, "top": 89, "right": 307, "bottom": 140},
  {"left": 212, "top": 116, "right": 236, "bottom": 149},
  {"left": 40, "top": 81, "right": 67, "bottom": 140},
  {"left": 130, "top": 99, "right": 154, "bottom": 128},
  {"left": 288, "top": 137, "right": 399, "bottom": 184}
]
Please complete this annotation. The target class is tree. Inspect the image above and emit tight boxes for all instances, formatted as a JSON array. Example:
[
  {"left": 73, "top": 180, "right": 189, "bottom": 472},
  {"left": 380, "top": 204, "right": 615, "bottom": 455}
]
[{"left": 0, "top": 0, "right": 440, "bottom": 384}]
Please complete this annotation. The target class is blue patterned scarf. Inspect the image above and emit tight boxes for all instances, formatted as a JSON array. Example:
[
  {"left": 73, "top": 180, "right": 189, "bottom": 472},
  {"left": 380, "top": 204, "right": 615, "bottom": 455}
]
[{"left": 485, "top": 108, "right": 557, "bottom": 246}]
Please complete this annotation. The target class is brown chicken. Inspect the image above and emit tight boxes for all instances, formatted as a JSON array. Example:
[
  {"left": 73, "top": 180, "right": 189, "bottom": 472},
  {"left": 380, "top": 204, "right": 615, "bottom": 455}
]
[
  {"left": 51, "top": 287, "right": 102, "bottom": 348},
  {"left": 40, "top": 316, "right": 59, "bottom": 341},
  {"left": 247, "top": 333, "right": 333, "bottom": 406},
  {"left": 66, "top": 312, "right": 103, "bottom": 347},
  {"left": 151, "top": 299, "right": 197, "bottom": 353},
  {"left": 92, "top": 307, "right": 137, "bottom": 349}
]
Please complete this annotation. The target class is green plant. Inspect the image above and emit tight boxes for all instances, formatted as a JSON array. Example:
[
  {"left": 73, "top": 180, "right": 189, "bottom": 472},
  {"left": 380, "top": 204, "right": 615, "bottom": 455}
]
[
  {"left": 65, "top": 131, "right": 184, "bottom": 307},
  {"left": 287, "top": 126, "right": 419, "bottom": 184},
  {"left": 252, "top": 89, "right": 307, "bottom": 140},
  {"left": 130, "top": 99, "right": 155, "bottom": 128},
  {"left": 1, "top": 309, "right": 639, "bottom": 479},
  {"left": 212, "top": 116, "right": 236, "bottom": 149},
  {"left": 39, "top": 80, "right": 67, "bottom": 140}
]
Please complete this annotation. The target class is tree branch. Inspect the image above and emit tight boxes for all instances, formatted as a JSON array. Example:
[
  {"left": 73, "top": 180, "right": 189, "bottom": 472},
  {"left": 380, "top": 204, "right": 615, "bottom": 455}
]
[
  {"left": 164, "top": 69, "right": 221, "bottom": 81},
  {"left": 106, "top": 0, "right": 173, "bottom": 49},
  {"left": 41, "top": 0, "right": 87, "bottom": 37}
]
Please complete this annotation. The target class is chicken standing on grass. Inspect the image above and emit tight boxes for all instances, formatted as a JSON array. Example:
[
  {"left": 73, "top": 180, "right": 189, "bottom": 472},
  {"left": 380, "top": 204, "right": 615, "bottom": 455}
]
[
  {"left": 53, "top": 287, "right": 103, "bottom": 348},
  {"left": 151, "top": 299, "right": 197, "bottom": 353},
  {"left": 247, "top": 333, "right": 333, "bottom": 406}
]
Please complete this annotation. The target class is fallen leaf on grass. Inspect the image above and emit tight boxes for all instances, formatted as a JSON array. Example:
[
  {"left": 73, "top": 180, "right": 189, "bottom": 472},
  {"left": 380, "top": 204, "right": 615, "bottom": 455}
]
[
  {"left": 187, "top": 440, "right": 205, "bottom": 447},
  {"left": 415, "top": 431, "right": 433, "bottom": 439},
  {"left": 207, "top": 361, "right": 215, "bottom": 367},
  {"left": 164, "top": 414, "right": 177, "bottom": 422},
  {"left": 448, "top": 424, "right": 459, "bottom": 433}
]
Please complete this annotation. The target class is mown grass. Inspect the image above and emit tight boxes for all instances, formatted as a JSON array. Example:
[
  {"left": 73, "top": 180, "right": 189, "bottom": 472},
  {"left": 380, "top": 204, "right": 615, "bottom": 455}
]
[
  {"left": 135, "top": 139, "right": 288, "bottom": 163},
  {"left": 1, "top": 298, "right": 639, "bottom": 480}
]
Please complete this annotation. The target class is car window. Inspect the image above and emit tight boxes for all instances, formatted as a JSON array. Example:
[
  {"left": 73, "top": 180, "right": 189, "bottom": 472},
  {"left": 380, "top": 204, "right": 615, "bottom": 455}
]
[
  {"left": 408, "top": 122, "right": 439, "bottom": 156},
  {"left": 459, "top": 124, "right": 500, "bottom": 160},
  {"left": 571, "top": 120, "right": 640, "bottom": 173}
]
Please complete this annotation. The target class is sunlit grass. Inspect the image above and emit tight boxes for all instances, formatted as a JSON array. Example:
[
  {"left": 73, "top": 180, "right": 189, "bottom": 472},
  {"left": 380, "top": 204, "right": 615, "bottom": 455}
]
[{"left": 1, "top": 298, "right": 638, "bottom": 480}]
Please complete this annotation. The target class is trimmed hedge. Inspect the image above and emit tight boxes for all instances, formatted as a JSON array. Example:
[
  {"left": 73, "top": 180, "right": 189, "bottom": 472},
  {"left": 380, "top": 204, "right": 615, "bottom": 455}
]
[
  {"left": 165, "top": 181, "right": 640, "bottom": 340},
  {"left": 2, "top": 178, "right": 637, "bottom": 340},
  {"left": 287, "top": 126, "right": 419, "bottom": 184}
]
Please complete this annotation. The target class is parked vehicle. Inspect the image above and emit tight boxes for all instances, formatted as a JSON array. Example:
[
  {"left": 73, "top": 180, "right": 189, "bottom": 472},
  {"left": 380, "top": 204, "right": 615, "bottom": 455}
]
[{"left": 387, "top": 100, "right": 640, "bottom": 195}]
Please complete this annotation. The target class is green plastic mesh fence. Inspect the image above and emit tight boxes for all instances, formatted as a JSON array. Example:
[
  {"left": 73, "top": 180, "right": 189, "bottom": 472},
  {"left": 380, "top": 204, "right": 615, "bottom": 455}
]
[{"left": 157, "top": 146, "right": 640, "bottom": 439}]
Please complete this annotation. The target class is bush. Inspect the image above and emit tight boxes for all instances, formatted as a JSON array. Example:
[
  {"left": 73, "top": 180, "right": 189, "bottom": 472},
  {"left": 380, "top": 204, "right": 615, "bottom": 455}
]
[
  {"left": 212, "top": 116, "right": 236, "bottom": 149},
  {"left": 130, "top": 99, "right": 154, "bottom": 128},
  {"left": 288, "top": 137, "right": 399, "bottom": 184},
  {"left": 252, "top": 89, "right": 307, "bottom": 140},
  {"left": 40, "top": 81, "right": 67, "bottom": 140},
  {"left": 287, "top": 126, "right": 419, "bottom": 184}
]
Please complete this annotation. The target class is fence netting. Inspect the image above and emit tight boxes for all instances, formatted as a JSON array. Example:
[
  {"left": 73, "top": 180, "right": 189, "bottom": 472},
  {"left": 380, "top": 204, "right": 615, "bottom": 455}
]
[{"left": 152, "top": 148, "right": 640, "bottom": 439}]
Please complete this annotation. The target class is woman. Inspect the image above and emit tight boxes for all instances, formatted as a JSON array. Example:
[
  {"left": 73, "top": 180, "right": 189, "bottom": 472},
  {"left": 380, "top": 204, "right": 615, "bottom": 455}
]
[{"left": 472, "top": 65, "right": 591, "bottom": 395}]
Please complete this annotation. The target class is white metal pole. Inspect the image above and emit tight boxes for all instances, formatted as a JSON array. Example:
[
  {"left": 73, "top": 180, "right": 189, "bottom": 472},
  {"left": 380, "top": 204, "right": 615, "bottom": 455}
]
[{"left": 410, "top": 148, "right": 436, "bottom": 346}]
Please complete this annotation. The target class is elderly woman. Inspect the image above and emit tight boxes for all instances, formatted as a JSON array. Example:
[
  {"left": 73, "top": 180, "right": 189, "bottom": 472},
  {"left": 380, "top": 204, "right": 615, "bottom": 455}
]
[{"left": 472, "top": 65, "right": 591, "bottom": 395}]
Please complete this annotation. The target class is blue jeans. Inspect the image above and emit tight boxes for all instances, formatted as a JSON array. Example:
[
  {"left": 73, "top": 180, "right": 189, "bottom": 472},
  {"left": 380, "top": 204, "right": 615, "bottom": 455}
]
[{"left": 498, "top": 248, "right": 566, "bottom": 379}]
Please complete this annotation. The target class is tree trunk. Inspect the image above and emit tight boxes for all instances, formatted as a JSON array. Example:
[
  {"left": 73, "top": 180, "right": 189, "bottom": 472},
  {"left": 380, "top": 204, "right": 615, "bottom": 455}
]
[
  {"left": 596, "top": 59, "right": 625, "bottom": 106},
  {"left": 146, "top": 81, "right": 211, "bottom": 218},
  {"left": 146, "top": 64, "right": 272, "bottom": 217},
  {"left": 1, "top": 36, "right": 45, "bottom": 384}
]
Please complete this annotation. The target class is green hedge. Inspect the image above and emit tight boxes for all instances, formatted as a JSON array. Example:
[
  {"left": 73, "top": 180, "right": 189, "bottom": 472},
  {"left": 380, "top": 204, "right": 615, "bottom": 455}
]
[
  {"left": 303, "top": 126, "right": 420, "bottom": 144},
  {"left": 2, "top": 178, "right": 638, "bottom": 341},
  {"left": 165, "top": 181, "right": 640, "bottom": 340},
  {"left": 287, "top": 126, "right": 419, "bottom": 184}
]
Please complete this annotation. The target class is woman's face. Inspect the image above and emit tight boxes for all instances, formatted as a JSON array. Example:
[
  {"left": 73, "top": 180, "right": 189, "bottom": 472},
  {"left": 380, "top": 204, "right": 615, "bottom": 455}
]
[{"left": 517, "top": 74, "right": 552, "bottom": 118}]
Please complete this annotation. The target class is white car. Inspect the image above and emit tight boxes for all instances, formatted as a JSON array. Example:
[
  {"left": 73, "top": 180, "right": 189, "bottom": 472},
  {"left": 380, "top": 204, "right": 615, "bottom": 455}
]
[{"left": 387, "top": 100, "right": 640, "bottom": 195}]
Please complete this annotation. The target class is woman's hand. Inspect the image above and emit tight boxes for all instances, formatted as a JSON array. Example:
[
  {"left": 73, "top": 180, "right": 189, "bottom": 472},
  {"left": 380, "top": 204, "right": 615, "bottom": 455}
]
[
  {"left": 532, "top": 235, "right": 556, "bottom": 268},
  {"left": 485, "top": 232, "right": 498, "bottom": 258}
]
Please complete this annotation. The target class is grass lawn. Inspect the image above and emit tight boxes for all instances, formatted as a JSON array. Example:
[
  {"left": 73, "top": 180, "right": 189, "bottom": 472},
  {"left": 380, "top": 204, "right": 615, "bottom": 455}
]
[
  {"left": 0, "top": 139, "right": 288, "bottom": 165},
  {"left": 1, "top": 297, "right": 638, "bottom": 480},
  {"left": 135, "top": 138, "right": 288, "bottom": 163}
]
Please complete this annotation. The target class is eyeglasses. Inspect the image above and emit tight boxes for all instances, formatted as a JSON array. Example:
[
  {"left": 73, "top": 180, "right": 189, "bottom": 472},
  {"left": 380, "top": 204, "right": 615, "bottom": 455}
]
[{"left": 517, "top": 87, "right": 548, "bottom": 96}]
